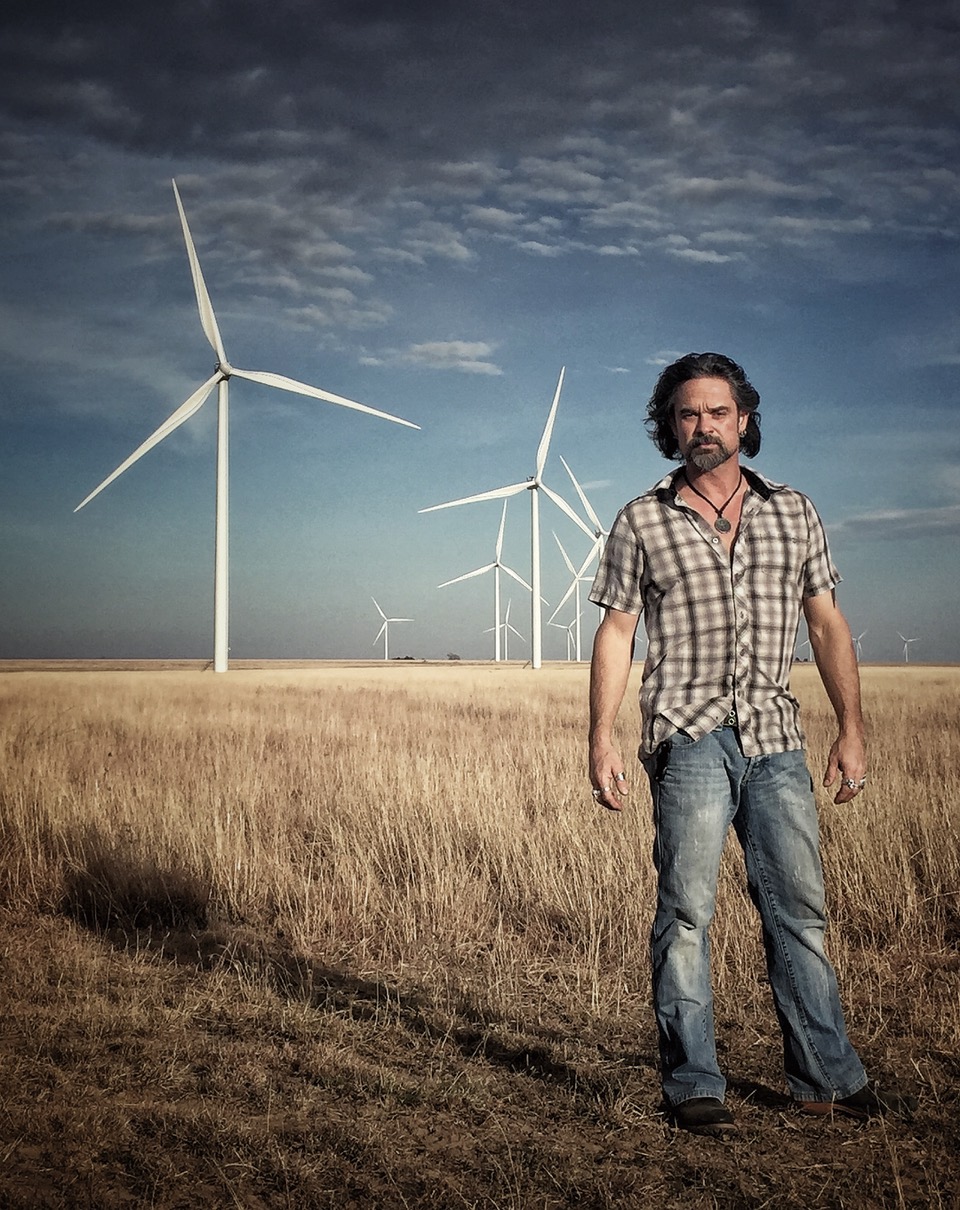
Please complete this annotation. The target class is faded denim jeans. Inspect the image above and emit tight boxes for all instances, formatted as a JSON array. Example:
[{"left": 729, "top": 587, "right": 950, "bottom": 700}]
[{"left": 644, "top": 725, "right": 867, "bottom": 1107}]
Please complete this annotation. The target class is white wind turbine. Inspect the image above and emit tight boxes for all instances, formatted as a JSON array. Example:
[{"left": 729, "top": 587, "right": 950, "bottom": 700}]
[
  {"left": 437, "top": 500, "right": 532, "bottom": 662},
  {"left": 75, "top": 179, "right": 419, "bottom": 673},
  {"left": 897, "top": 631, "right": 918, "bottom": 663},
  {"left": 546, "top": 456, "right": 609, "bottom": 631},
  {"left": 372, "top": 598, "right": 413, "bottom": 661},
  {"left": 486, "top": 597, "right": 525, "bottom": 663},
  {"left": 549, "top": 615, "right": 577, "bottom": 661},
  {"left": 548, "top": 533, "right": 590, "bottom": 662},
  {"left": 854, "top": 630, "right": 867, "bottom": 662},
  {"left": 420, "top": 368, "right": 593, "bottom": 669}
]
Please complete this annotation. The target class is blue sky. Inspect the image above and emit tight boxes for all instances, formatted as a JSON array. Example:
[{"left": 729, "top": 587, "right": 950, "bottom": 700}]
[{"left": 1, "top": 0, "right": 958, "bottom": 663}]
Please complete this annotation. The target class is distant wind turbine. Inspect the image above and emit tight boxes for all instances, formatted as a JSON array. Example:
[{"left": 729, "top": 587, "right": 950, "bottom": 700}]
[
  {"left": 484, "top": 598, "right": 525, "bottom": 661},
  {"left": 547, "top": 533, "right": 589, "bottom": 661},
  {"left": 437, "top": 501, "right": 531, "bottom": 662},
  {"left": 372, "top": 598, "right": 413, "bottom": 661},
  {"left": 897, "top": 631, "right": 918, "bottom": 663},
  {"left": 547, "top": 457, "right": 609, "bottom": 634},
  {"left": 854, "top": 630, "right": 867, "bottom": 662},
  {"left": 420, "top": 368, "right": 593, "bottom": 668},
  {"left": 75, "top": 179, "right": 419, "bottom": 672},
  {"left": 549, "top": 615, "right": 577, "bottom": 661}
]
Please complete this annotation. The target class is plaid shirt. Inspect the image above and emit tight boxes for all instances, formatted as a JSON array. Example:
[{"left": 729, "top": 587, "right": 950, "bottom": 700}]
[{"left": 589, "top": 467, "right": 840, "bottom": 758}]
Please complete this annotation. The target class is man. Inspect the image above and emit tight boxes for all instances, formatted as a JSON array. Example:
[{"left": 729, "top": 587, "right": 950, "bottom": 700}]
[{"left": 588, "top": 352, "right": 913, "bottom": 1137}]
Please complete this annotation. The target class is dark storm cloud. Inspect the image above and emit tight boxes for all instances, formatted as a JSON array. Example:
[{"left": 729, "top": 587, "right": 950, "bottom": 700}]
[{"left": 3, "top": 1, "right": 960, "bottom": 320}]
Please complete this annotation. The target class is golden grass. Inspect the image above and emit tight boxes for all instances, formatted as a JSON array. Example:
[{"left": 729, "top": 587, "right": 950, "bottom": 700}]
[{"left": 1, "top": 662, "right": 958, "bottom": 1207}]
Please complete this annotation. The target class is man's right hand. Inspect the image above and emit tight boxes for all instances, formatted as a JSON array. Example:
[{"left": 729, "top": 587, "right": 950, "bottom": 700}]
[{"left": 589, "top": 743, "right": 630, "bottom": 811}]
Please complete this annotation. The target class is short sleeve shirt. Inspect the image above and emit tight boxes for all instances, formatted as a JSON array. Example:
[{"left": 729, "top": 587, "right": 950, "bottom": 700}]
[{"left": 589, "top": 467, "right": 840, "bottom": 758}]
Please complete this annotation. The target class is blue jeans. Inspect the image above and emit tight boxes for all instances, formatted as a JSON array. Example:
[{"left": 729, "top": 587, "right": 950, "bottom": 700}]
[{"left": 644, "top": 725, "right": 867, "bottom": 1107}]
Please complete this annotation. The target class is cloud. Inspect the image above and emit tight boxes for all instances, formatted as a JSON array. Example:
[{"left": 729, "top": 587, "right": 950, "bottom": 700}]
[
  {"left": 401, "top": 341, "right": 502, "bottom": 376},
  {"left": 665, "top": 246, "right": 738, "bottom": 264},
  {"left": 830, "top": 504, "right": 960, "bottom": 541},
  {"left": 464, "top": 206, "right": 524, "bottom": 229},
  {"left": 518, "top": 241, "right": 564, "bottom": 258}
]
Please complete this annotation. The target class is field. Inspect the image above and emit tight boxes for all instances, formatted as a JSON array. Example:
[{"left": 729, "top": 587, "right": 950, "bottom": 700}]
[{"left": 0, "top": 661, "right": 958, "bottom": 1208}]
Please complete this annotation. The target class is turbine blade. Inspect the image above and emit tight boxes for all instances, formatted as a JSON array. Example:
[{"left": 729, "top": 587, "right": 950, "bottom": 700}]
[
  {"left": 552, "top": 531, "right": 576, "bottom": 575},
  {"left": 535, "top": 366, "right": 565, "bottom": 479},
  {"left": 419, "top": 481, "right": 529, "bottom": 513},
  {"left": 540, "top": 482, "right": 595, "bottom": 539},
  {"left": 374, "top": 623, "right": 386, "bottom": 643},
  {"left": 233, "top": 368, "right": 419, "bottom": 429},
  {"left": 547, "top": 579, "right": 578, "bottom": 623},
  {"left": 500, "top": 565, "right": 533, "bottom": 592},
  {"left": 494, "top": 500, "right": 508, "bottom": 560},
  {"left": 172, "top": 180, "right": 227, "bottom": 365},
  {"left": 438, "top": 564, "right": 495, "bottom": 588},
  {"left": 74, "top": 373, "right": 220, "bottom": 511},
  {"left": 558, "top": 454, "right": 604, "bottom": 532},
  {"left": 372, "top": 597, "right": 387, "bottom": 619},
  {"left": 507, "top": 624, "right": 525, "bottom": 641},
  {"left": 389, "top": 617, "right": 414, "bottom": 623},
  {"left": 573, "top": 539, "right": 602, "bottom": 580}
]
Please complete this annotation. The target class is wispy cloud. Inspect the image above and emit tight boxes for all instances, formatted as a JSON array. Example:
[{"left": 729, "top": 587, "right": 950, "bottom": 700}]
[
  {"left": 400, "top": 341, "right": 503, "bottom": 376},
  {"left": 830, "top": 504, "right": 960, "bottom": 541}
]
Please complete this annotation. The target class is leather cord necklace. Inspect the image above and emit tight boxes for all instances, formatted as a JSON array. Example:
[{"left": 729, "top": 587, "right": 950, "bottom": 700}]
[{"left": 682, "top": 469, "right": 743, "bottom": 533}]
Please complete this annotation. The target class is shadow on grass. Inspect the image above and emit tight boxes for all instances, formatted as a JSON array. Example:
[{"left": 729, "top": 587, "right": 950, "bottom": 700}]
[{"left": 55, "top": 824, "right": 657, "bottom": 1109}]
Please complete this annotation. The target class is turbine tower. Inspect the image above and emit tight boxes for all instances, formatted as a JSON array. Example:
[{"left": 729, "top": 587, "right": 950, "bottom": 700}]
[
  {"left": 372, "top": 598, "right": 413, "bottom": 661},
  {"left": 75, "top": 179, "right": 419, "bottom": 672},
  {"left": 897, "top": 631, "right": 918, "bottom": 663},
  {"left": 437, "top": 501, "right": 531, "bottom": 662},
  {"left": 420, "top": 368, "right": 592, "bottom": 668}
]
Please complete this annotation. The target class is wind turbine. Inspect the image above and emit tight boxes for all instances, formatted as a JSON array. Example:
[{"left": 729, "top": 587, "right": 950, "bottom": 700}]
[
  {"left": 854, "top": 630, "right": 867, "bottom": 662},
  {"left": 75, "top": 179, "right": 419, "bottom": 672},
  {"left": 372, "top": 598, "right": 413, "bottom": 661},
  {"left": 548, "top": 533, "right": 590, "bottom": 661},
  {"left": 549, "top": 615, "right": 577, "bottom": 661},
  {"left": 420, "top": 368, "right": 593, "bottom": 668},
  {"left": 546, "top": 457, "right": 609, "bottom": 631},
  {"left": 897, "top": 631, "right": 918, "bottom": 663},
  {"left": 437, "top": 500, "right": 531, "bottom": 662},
  {"left": 484, "top": 598, "right": 525, "bottom": 661}
]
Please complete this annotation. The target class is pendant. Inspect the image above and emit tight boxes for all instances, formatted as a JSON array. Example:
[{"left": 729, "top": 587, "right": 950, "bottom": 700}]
[{"left": 714, "top": 516, "right": 731, "bottom": 533}]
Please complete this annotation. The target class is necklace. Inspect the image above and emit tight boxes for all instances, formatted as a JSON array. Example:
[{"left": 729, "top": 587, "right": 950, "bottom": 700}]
[{"left": 682, "top": 470, "right": 743, "bottom": 533}]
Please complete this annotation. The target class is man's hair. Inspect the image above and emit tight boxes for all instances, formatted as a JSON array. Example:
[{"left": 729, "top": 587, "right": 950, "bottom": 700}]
[{"left": 645, "top": 352, "right": 762, "bottom": 461}]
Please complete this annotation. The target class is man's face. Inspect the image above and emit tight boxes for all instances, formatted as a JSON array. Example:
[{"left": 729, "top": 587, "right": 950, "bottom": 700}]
[{"left": 671, "top": 377, "right": 744, "bottom": 471}]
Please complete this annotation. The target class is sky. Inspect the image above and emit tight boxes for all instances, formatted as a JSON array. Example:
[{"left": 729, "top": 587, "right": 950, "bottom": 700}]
[{"left": 2, "top": 0, "right": 958, "bottom": 664}]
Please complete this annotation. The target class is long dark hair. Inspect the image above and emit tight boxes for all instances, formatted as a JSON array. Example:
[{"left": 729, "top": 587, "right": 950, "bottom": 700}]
[{"left": 645, "top": 352, "right": 762, "bottom": 460}]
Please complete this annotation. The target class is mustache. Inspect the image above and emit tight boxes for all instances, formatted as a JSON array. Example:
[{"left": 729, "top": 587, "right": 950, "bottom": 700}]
[{"left": 690, "top": 435, "right": 721, "bottom": 448}]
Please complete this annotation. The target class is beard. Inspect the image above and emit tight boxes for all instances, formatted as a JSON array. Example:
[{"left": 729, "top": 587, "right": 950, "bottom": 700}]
[{"left": 687, "top": 436, "right": 734, "bottom": 471}]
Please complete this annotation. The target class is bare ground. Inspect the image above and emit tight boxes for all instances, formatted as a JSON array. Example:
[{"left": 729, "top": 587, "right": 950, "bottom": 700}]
[{"left": 1, "top": 907, "right": 957, "bottom": 1210}]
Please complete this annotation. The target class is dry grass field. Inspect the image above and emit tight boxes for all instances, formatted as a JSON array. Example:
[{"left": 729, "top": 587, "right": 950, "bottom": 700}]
[{"left": 0, "top": 661, "right": 958, "bottom": 1208}]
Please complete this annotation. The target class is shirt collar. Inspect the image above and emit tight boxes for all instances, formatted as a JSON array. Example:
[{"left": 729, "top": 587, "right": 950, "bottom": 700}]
[{"left": 651, "top": 464, "right": 784, "bottom": 503}]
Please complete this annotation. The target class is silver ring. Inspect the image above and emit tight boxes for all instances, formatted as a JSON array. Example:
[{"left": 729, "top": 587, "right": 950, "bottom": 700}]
[
  {"left": 843, "top": 777, "right": 867, "bottom": 790},
  {"left": 591, "top": 788, "right": 602, "bottom": 799},
  {"left": 614, "top": 771, "right": 627, "bottom": 782}
]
